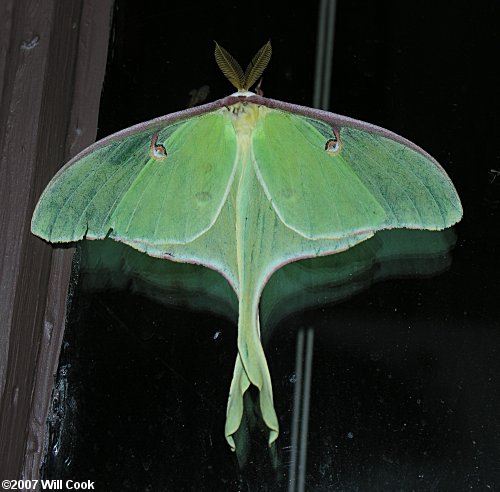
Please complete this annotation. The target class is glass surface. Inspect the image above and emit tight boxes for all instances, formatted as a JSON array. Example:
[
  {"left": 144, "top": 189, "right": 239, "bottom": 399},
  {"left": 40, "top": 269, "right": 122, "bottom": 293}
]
[{"left": 42, "top": 1, "right": 500, "bottom": 490}]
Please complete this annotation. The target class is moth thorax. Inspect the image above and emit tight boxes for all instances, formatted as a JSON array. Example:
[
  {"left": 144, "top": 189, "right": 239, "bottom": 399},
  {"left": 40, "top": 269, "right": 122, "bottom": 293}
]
[{"left": 229, "top": 102, "right": 262, "bottom": 137}]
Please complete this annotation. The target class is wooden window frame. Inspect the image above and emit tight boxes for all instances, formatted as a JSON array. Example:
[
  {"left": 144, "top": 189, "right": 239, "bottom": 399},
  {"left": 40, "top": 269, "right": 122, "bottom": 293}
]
[{"left": 0, "top": 0, "right": 113, "bottom": 479}]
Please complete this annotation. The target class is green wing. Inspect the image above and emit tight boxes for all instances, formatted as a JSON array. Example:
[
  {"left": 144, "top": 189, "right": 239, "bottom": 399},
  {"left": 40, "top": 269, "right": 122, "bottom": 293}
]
[
  {"left": 32, "top": 110, "right": 237, "bottom": 244},
  {"left": 252, "top": 109, "right": 462, "bottom": 239}
]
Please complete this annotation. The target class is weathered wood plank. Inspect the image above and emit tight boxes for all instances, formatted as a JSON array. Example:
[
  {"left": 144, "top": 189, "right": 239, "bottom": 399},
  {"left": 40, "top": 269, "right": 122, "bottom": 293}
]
[{"left": 0, "top": 0, "right": 113, "bottom": 479}]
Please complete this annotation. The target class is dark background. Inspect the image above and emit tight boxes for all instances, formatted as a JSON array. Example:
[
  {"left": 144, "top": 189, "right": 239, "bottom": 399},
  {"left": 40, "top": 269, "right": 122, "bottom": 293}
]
[{"left": 42, "top": 1, "right": 500, "bottom": 490}]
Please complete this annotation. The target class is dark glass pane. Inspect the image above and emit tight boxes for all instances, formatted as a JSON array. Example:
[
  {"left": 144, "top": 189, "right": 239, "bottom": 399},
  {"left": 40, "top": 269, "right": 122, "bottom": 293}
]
[{"left": 42, "top": 1, "right": 500, "bottom": 490}]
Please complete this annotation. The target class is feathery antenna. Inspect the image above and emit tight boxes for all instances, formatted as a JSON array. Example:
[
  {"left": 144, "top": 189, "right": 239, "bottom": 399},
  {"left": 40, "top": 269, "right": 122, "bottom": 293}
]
[{"left": 214, "top": 41, "right": 272, "bottom": 92}]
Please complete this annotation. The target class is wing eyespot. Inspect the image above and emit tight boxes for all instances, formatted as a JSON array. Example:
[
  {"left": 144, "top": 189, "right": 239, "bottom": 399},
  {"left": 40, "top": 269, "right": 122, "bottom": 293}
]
[
  {"left": 195, "top": 191, "right": 212, "bottom": 204},
  {"left": 150, "top": 133, "right": 168, "bottom": 160},
  {"left": 324, "top": 128, "right": 342, "bottom": 155}
]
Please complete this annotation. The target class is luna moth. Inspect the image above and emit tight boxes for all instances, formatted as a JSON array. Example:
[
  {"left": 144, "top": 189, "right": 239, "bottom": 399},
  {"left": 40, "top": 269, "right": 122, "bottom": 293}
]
[{"left": 31, "top": 41, "right": 463, "bottom": 450}]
